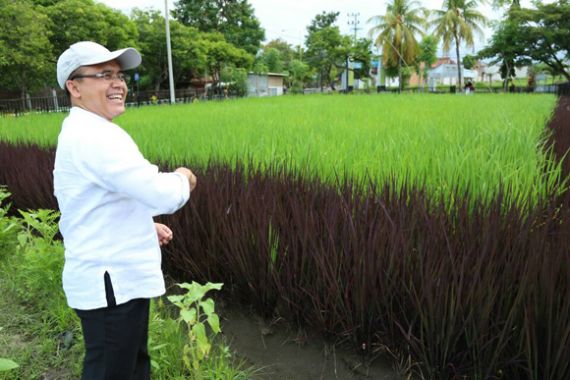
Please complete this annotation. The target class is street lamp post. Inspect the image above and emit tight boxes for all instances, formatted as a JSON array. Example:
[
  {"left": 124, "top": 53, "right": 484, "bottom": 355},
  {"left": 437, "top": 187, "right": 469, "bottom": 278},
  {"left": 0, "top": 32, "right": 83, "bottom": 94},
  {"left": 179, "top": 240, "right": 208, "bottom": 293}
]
[{"left": 164, "top": 0, "right": 175, "bottom": 104}]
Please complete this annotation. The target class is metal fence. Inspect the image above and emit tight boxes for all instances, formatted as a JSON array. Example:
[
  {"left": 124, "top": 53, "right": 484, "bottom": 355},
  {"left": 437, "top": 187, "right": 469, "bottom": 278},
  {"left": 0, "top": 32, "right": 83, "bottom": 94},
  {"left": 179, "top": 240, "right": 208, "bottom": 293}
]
[
  {"left": 0, "top": 88, "right": 222, "bottom": 116},
  {"left": 1, "top": 82, "right": 568, "bottom": 116}
]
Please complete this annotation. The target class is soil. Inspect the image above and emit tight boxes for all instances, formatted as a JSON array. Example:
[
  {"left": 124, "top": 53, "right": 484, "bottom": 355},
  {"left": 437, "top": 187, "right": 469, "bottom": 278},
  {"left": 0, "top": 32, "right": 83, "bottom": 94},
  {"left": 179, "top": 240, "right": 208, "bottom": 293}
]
[{"left": 220, "top": 306, "right": 403, "bottom": 380}]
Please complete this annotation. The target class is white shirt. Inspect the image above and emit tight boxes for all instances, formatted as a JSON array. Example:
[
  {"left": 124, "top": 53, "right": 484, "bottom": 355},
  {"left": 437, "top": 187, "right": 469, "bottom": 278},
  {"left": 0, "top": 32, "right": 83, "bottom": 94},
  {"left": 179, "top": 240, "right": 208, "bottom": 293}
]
[{"left": 53, "top": 107, "right": 190, "bottom": 310}]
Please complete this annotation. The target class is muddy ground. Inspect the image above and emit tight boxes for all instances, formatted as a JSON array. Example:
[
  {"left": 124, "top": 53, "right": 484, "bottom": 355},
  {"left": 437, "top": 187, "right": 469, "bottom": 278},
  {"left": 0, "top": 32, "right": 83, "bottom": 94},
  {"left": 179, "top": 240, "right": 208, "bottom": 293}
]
[{"left": 220, "top": 306, "right": 403, "bottom": 380}]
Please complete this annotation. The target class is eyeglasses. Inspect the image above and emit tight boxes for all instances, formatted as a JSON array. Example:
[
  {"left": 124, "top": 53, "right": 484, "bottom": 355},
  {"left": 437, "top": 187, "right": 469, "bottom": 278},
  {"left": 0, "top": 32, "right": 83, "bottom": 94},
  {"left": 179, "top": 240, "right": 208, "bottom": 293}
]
[{"left": 70, "top": 71, "right": 129, "bottom": 83}]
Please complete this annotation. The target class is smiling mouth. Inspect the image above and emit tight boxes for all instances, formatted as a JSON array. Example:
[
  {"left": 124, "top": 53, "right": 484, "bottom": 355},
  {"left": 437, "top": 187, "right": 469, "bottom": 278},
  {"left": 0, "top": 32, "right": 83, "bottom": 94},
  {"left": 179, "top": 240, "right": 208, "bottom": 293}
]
[{"left": 107, "top": 94, "right": 123, "bottom": 101}]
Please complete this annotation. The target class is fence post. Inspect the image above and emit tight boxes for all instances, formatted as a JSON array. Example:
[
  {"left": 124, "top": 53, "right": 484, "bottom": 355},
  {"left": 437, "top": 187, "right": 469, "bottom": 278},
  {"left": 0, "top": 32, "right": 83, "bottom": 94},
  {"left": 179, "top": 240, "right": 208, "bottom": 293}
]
[{"left": 52, "top": 88, "right": 59, "bottom": 111}]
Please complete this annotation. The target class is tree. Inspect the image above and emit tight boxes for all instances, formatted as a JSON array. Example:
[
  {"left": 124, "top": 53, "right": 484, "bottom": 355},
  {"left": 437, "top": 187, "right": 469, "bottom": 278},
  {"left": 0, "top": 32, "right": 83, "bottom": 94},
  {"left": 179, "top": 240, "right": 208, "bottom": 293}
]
[
  {"left": 462, "top": 54, "right": 477, "bottom": 69},
  {"left": 173, "top": 0, "right": 265, "bottom": 55},
  {"left": 288, "top": 59, "right": 311, "bottom": 93},
  {"left": 416, "top": 35, "right": 438, "bottom": 88},
  {"left": 368, "top": 0, "right": 426, "bottom": 91},
  {"left": 0, "top": 0, "right": 53, "bottom": 98},
  {"left": 265, "top": 39, "right": 295, "bottom": 68},
  {"left": 257, "top": 39, "right": 296, "bottom": 74},
  {"left": 201, "top": 32, "right": 253, "bottom": 87},
  {"left": 477, "top": 20, "right": 526, "bottom": 90},
  {"left": 131, "top": 9, "right": 208, "bottom": 91},
  {"left": 509, "top": 0, "right": 569, "bottom": 81},
  {"left": 430, "top": 0, "right": 487, "bottom": 90},
  {"left": 304, "top": 12, "right": 344, "bottom": 90},
  {"left": 478, "top": 0, "right": 570, "bottom": 87},
  {"left": 45, "top": 0, "right": 138, "bottom": 57},
  {"left": 350, "top": 38, "right": 373, "bottom": 78},
  {"left": 259, "top": 48, "right": 283, "bottom": 73},
  {"left": 307, "top": 11, "right": 340, "bottom": 34}
]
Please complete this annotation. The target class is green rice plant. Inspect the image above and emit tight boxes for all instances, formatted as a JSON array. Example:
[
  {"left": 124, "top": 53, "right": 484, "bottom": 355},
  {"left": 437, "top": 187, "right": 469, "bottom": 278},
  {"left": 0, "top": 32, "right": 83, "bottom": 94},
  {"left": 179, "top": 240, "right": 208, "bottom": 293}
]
[{"left": 0, "top": 94, "right": 560, "bottom": 206}]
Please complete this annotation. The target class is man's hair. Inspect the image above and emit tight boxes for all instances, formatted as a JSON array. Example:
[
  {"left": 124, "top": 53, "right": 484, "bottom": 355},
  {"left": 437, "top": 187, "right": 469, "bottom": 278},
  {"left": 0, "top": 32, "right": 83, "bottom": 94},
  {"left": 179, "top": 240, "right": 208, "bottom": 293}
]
[{"left": 64, "top": 67, "right": 84, "bottom": 98}]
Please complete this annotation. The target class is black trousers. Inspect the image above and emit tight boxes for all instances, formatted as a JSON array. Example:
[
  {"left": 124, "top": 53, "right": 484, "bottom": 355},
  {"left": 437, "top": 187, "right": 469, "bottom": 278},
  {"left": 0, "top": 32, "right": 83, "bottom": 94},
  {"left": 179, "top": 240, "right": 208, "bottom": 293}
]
[{"left": 75, "top": 272, "right": 151, "bottom": 380}]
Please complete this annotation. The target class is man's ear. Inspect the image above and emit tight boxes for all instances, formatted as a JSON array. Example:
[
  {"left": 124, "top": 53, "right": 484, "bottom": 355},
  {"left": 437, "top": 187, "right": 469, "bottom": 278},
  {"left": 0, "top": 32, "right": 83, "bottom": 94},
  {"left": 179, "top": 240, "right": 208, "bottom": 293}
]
[{"left": 66, "top": 80, "right": 81, "bottom": 99}]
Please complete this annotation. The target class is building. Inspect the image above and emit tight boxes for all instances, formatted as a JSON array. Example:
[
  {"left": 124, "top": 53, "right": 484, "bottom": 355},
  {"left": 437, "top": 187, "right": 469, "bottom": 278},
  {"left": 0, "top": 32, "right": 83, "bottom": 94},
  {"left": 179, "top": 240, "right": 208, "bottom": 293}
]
[
  {"left": 427, "top": 60, "right": 477, "bottom": 90},
  {"left": 474, "top": 62, "right": 529, "bottom": 85},
  {"left": 247, "top": 72, "right": 287, "bottom": 97}
]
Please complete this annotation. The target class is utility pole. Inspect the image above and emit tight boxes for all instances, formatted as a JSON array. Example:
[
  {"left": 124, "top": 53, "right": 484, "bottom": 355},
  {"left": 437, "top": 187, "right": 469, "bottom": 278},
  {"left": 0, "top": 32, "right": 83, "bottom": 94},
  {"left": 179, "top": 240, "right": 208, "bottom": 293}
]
[
  {"left": 345, "top": 13, "right": 361, "bottom": 92},
  {"left": 347, "top": 12, "right": 361, "bottom": 40},
  {"left": 164, "top": 0, "right": 175, "bottom": 104}
]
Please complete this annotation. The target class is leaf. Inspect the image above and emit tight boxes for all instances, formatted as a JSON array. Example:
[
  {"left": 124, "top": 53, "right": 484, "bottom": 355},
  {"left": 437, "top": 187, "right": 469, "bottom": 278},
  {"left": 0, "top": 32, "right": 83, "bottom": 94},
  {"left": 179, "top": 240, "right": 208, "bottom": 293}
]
[
  {"left": 0, "top": 358, "right": 19, "bottom": 371},
  {"left": 192, "top": 322, "right": 206, "bottom": 341},
  {"left": 203, "top": 282, "right": 223, "bottom": 292},
  {"left": 207, "top": 313, "right": 221, "bottom": 334},
  {"left": 166, "top": 295, "right": 183, "bottom": 305},
  {"left": 199, "top": 298, "right": 215, "bottom": 316},
  {"left": 180, "top": 309, "right": 196, "bottom": 324}
]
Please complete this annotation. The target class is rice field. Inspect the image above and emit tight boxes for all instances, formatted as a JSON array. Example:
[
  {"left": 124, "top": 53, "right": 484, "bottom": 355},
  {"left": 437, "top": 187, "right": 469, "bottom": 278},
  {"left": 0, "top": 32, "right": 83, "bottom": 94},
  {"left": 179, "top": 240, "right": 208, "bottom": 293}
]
[
  {"left": 0, "top": 93, "right": 560, "bottom": 204},
  {"left": 1, "top": 93, "right": 568, "bottom": 379}
]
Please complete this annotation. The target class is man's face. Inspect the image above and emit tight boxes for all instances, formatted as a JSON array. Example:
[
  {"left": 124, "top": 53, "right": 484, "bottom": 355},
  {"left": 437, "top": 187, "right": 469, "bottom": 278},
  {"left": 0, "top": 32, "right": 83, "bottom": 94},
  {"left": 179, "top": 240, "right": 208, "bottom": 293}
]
[{"left": 68, "top": 60, "right": 128, "bottom": 121}]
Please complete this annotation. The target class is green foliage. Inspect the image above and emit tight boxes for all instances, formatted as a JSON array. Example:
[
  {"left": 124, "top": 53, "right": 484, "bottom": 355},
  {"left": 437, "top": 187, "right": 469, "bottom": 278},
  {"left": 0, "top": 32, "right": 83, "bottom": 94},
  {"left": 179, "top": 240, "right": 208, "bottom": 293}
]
[
  {"left": 221, "top": 67, "right": 248, "bottom": 97},
  {"left": 201, "top": 32, "right": 253, "bottom": 84},
  {"left": 264, "top": 39, "right": 296, "bottom": 71},
  {"left": 304, "top": 12, "right": 362, "bottom": 89},
  {"left": 260, "top": 48, "right": 283, "bottom": 73},
  {"left": 45, "top": 0, "right": 138, "bottom": 57},
  {"left": 0, "top": 359, "right": 18, "bottom": 372},
  {"left": 0, "top": 0, "right": 53, "bottom": 95},
  {"left": 173, "top": 0, "right": 264, "bottom": 55},
  {"left": 368, "top": 0, "right": 426, "bottom": 90},
  {"left": 430, "top": 0, "right": 487, "bottom": 89},
  {"left": 416, "top": 35, "right": 438, "bottom": 86},
  {"left": 287, "top": 59, "right": 311, "bottom": 92},
  {"left": 11, "top": 209, "right": 71, "bottom": 332},
  {"left": 0, "top": 205, "right": 82, "bottom": 379},
  {"left": 131, "top": 9, "right": 208, "bottom": 91},
  {"left": 0, "top": 202, "right": 250, "bottom": 379},
  {"left": 0, "top": 189, "right": 20, "bottom": 262},
  {"left": 477, "top": 18, "right": 530, "bottom": 90},
  {"left": 480, "top": 0, "right": 570, "bottom": 81},
  {"left": 167, "top": 282, "right": 223, "bottom": 376},
  {"left": 307, "top": 11, "right": 340, "bottom": 33},
  {"left": 18, "top": 209, "right": 59, "bottom": 244},
  {"left": 462, "top": 54, "right": 477, "bottom": 70}
]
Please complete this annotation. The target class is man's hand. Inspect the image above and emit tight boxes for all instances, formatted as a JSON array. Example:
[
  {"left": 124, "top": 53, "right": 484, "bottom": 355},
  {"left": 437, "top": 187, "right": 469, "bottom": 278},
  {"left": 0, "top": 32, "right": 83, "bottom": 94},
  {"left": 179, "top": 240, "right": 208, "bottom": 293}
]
[
  {"left": 155, "top": 223, "right": 173, "bottom": 246},
  {"left": 175, "top": 167, "right": 197, "bottom": 191}
]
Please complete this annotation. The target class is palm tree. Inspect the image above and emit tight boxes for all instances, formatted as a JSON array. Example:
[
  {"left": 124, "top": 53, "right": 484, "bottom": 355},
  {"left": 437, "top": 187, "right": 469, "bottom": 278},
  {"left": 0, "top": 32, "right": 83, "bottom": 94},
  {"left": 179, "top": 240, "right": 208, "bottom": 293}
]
[
  {"left": 368, "top": 0, "right": 426, "bottom": 91},
  {"left": 430, "top": 0, "right": 487, "bottom": 91}
]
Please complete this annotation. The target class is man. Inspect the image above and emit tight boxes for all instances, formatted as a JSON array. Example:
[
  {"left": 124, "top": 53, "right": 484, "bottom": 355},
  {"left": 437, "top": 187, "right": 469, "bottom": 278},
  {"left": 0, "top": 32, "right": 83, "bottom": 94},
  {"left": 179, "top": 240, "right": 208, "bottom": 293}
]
[{"left": 53, "top": 41, "right": 197, "bottom": 379}]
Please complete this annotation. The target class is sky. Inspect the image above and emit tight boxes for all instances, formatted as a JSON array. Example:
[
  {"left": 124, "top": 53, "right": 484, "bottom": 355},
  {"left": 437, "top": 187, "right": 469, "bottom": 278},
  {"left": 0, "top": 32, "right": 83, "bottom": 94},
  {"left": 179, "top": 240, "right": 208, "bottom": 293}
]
[{"left": 98, "top": 0, "right": 515, "bottom": 55}]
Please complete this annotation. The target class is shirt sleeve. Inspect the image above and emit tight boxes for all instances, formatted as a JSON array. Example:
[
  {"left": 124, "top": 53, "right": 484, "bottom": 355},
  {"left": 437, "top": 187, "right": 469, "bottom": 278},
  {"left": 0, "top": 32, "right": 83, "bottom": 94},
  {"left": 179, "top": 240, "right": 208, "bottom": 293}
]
[{"left": 72, "top": 124, "right": 190, "bottom": 216}]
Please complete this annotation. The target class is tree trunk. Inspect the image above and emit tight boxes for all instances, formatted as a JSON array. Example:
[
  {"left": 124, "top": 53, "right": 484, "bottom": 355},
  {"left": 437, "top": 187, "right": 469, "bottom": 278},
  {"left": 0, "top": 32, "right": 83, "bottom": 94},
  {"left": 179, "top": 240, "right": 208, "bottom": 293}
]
[
  {"left": 398, "top": 54, "right": 403, "bottom": 93},
  {"left": 503, "top": 61, "right": 511, "bottom": 92},
  {"left": 455, "top": 37, "right": 462, "bottom": 92}
]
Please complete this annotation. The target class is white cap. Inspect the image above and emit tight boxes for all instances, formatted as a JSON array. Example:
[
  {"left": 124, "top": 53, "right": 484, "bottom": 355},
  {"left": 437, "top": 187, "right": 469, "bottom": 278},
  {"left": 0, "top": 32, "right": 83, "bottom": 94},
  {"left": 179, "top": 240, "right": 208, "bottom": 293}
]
[{"left": 56, "top": 41, "right": 141, "bottom": 89}]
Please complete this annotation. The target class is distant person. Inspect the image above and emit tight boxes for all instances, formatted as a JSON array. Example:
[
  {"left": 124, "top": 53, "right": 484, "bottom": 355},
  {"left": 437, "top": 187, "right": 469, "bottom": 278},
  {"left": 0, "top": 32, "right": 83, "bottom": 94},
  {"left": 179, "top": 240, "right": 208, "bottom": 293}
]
[
  {"left": 464, "top": 80, "right": 474, "bottom": 94},
  {"left": 53, "top": 41, "right": 197, "bottom": 380}
]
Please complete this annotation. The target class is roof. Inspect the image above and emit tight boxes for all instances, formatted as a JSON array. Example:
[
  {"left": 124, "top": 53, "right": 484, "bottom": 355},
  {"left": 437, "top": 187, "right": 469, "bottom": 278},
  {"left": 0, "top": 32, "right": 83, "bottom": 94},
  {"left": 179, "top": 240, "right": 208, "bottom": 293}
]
[
  {"left": 248, "top": 72, "right": 288, "bottom": 77},
  {"left": 428, "top": 64, "right": 477, "bottom": 79}
]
